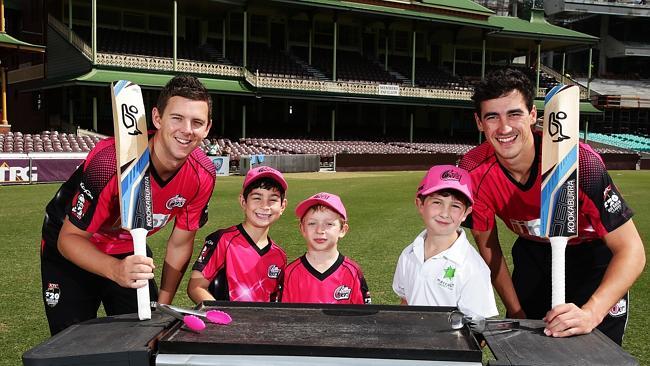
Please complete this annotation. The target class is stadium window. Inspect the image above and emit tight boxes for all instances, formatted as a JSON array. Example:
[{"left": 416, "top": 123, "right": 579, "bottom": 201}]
[
  {"left": 123, "top": 12, "right": 146, "bottom": 31},
  {"left": 250, "top": 15, "right": 268, "bottom": 38},
  {"left": 314, "top": 21, "right": 333, "bottom": 45},
  {"left": 230, "top": 13, "right": 243, "bottom": 36},
  {"left": 490, "top": 51, "right": 509, "bottom": 65},
  {"left": 471, "top": 50, "right": 482, "bottom": 63},
  {"left": 99, "top": 9, "right": 120, "bottom": 28},
  {"left": 208, "top": 19, "right": 222, "bottom": 36},
  {"left": 415, "top": 32, "right": 425, "bottom": 54},
  {"left": 456, "top": 48, "right": 471, "bottom": 61},
  {"left": 71, "top": 4, "right": 91, "bottom": 21},
  {"left": 338, "top": 25, "right": 359, "bottom": 48},
  {"left": 288, "top": 20, "right": 309, "bottom": 43},
  {"left": 149, "top": 15, "right": 171, "bottom": 33},
  {"left": 394, "top": 31, "right": 409, "bottom": 53}
]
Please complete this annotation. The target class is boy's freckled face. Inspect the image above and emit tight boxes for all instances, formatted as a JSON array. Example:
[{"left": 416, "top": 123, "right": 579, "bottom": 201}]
[
  {"left": 300, "top": 207, "right": 348, "bottom": 252},
  {"left": 240, "top": 187, "right": 286, "bottom": 228},
  {"left": 416, "top": 193, "right": 471, "bottom": 237}
]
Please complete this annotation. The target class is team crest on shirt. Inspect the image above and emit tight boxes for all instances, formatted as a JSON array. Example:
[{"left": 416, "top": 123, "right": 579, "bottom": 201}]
[
  {"left": 166, "top": 194, "right": 187, "bottom": 210},
  {"left": 44, "top": 282, "right": 61, "bottom": 307},
  {"left": 267, "top": 264, "right": 281, "bottom": 279},
  {"left": 436, "top": 265, "right": 456, "bottom": 291},
  {"left": 334, "top": 285, "right": 351, "bottom": 300},
  {"left": 603, "top": 185, "right": 622, "bottom": 214},
  {"left": 71, "top": 192, "right": 90, "bottom": 219},
  {"left": 608, "top": 298, "right": 627, "bottom": 317}
]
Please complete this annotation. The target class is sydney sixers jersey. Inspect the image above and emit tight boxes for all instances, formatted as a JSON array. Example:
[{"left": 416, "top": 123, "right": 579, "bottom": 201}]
[
  {"left": 458, "top": 133, "right": 633, "bottom": 244},
  {"left": 41, "top": 137, "right": 215, "bottom": 255},
  {"left": 279, "top": 254, "right": 371, "bottom": 304},
  {"left": 192, "top": 224, "right": 286, "bottom": 302}
]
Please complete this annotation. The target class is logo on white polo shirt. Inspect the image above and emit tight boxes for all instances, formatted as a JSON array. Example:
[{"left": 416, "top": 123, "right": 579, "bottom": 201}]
[{"left": 436, "top": 265, "right": 456, "bottom": 291}]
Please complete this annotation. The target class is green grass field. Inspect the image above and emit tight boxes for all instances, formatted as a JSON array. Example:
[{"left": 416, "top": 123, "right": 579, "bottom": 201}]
[{"left": 1, "top": 170, "right": 648, "bottom": 366}]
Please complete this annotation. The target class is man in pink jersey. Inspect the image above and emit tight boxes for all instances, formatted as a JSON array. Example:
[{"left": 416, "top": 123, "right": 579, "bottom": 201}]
[
  {"left": 40, "top": 75, "right": 215, "bottom": 335},
  {"left": 279, "top": 192, "right": 371, "bottom": 304},
  {"left": 188, "top": 166, "right": 288, "bottom": 303},
  {"left": 459, "top": 68, "right": 645, "bottom": 344}
]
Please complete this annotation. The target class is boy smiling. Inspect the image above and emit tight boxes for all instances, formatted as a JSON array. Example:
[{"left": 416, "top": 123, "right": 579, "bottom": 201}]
[
  {"left": 188, "top": 167, "right": 288, "bottom": 303},
  {"left": 393, "top": 165, "right": 497, "bottom": 319}
]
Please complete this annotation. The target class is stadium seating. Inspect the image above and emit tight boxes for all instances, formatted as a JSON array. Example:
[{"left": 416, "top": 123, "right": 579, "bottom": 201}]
[
  {"left": 74, "top": 26, "right": 221, "bottom": 62},
  {"left": 294, "top": 47, "right": 399, "bottom": 84},
  {"left": 0, "top": 131, "right": 100, "bottom": 153},
  {"left": 387, "top": 56, "right": 469, "bottom": 90},
  {"left": 586, "top": 132, "right": 650, "bottom": 152},
  {"left": 223, "top": 41, "right": 318, "bottom": 79}
]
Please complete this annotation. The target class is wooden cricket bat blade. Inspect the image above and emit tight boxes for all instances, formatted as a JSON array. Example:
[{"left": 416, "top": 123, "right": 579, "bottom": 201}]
[
  {"left": 540, "top": 84, "right": 580, "bottom": 307},
  {"left": 111, "top": 80, "right": 153, "bottom": 320}
]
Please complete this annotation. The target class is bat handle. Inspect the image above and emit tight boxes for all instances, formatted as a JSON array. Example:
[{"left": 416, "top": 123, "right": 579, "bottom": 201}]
[
  {"left": 130, "top": 227, "right": 152, "bottom": 320},
  {"left": 550, "top": 236, "right": 568, "bottom": 308}
]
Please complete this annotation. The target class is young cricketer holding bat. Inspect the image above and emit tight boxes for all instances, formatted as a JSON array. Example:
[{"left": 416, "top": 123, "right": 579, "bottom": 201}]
[
  {"left": 459, "top": 68, "right": 645, "bottom": 344},
  {"left": 40, "top": 75, "right": 215, "bottom": 335}
]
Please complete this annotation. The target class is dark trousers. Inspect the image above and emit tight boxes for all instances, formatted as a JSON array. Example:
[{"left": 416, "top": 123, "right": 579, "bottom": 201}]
[
  {"left": 511, "top": 237, "right": 628, "bottom": 345},
  {"left": 41, "top": 243, "right": 158, "bottom": 335}
]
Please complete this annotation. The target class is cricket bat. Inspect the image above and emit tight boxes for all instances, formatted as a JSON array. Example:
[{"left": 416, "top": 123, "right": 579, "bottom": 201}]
[
  {"left": 111, "top": 80, "right": 153, "bottom": 320},
  {"left": 540, "top": 84, "right": 580, "bottom": 308}
]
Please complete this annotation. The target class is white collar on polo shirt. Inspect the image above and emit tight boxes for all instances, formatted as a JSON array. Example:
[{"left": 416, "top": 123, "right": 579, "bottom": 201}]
[{"left": 412, "top": 228, "right": 469, "bottom": 265}]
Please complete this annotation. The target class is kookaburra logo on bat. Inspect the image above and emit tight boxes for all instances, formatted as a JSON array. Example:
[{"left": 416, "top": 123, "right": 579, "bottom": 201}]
[
  {"left": 548, "top": 111, "right": 570, "bottom": 142},
  {"left": 121, "top": 103, "right": 144, "bottom": 136}
]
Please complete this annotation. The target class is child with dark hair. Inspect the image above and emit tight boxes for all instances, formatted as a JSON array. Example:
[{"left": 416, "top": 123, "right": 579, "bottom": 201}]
[
  {"left": 188, "top": 167, "right": 288, "bottom": 303},
  {"left": 393, "top": 165, "right": 497, "bottom": 319},
  {"left": 40, "top": 75, "right": 215, "bottom": 335}
]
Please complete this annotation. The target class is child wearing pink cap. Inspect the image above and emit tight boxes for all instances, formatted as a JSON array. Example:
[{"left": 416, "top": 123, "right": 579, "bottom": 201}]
[
  {"left": 279, "top": 192, "right": 371, "bottom": 304},
  {"left": 188, "top": 166, "right": 288, "bottom": 303},
  {"left": 392, "top": 165, "right": 498, "bottom": 319}
]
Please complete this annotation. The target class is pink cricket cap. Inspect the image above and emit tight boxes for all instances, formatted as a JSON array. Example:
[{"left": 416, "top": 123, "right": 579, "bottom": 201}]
[
  {"left": 295, "top": 192, "right": 347, "bottom": 221},
  {"left": 242, "top": 166, "right": 288, "bottom": 192},
  {"left": 416, "top": 165, "right": 474, "bottom": 205}
]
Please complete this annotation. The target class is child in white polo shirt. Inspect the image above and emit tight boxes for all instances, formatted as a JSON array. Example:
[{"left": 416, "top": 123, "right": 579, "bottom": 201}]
[{"left": 392, "top": 165, "right": 498, "bottom": 319}]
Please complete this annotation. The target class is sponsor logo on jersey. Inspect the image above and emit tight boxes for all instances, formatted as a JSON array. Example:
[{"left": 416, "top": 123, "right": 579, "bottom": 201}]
[
  {"left": 603, "top": 185, "right": 622, "bottom": 214},
  {"left": 198, "top": 240, "right": 214, "bottom": 263},
  {"left": 333, "top": 285, "right": 351, "bottom": 300},
  {"left": 44, "top": 282, "right": 61, "bottom": 307},
  {"left": 152, "top": 213, "right": 170, "bottom": 228},
  {"left": 609, "top": 298, "right": 627, "bottom": 317},
  {"left": 436, "top": 265, "right": 456, "bottom": 291},
  {"left": 166, "top": 194, "right": 187, "bottom": 210},
  {"left": 267, "top": 264, "right": 281, "bottom": 279},
  {"left": 509, "top": 218, "right": 541, "bottom": 237},
  {"left": 71, "top": 192, "right": 89, "bottom": 219},
  {"left": 79, "top": 182, "right": 94, "bottom": 200}
]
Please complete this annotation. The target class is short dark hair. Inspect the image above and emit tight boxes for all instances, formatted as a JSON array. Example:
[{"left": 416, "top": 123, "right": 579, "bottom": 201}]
[
  {"left": 472, "top": 68, "right": 534, "bottom": 116},
  {"left": 418, "top": 188, "right": 471, "bottom": 209},
  {"left": 242, "top": 177, "right": 286, "bottom": 201},
  {"left": 157, "top": 75, "right": 212, "bottom": 121}
]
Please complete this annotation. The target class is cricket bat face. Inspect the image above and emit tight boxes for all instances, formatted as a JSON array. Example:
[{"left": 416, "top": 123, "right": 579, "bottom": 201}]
[
  {"left": 540, "top": 84, "right": 580, "bottom": 240},
  {"left": 111, "top": 80, "right": 153, "bottom": 320},
  {"left": 111, "top": 80, "right": 153, "bottom": 231}
]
